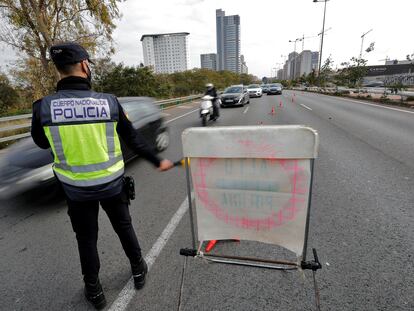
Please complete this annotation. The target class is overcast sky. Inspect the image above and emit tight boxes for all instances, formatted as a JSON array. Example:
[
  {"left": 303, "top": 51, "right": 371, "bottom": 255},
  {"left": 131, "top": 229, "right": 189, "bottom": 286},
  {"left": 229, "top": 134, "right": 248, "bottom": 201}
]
[{"left": 1, "top": 0, "right": 413, "bottom": 78}]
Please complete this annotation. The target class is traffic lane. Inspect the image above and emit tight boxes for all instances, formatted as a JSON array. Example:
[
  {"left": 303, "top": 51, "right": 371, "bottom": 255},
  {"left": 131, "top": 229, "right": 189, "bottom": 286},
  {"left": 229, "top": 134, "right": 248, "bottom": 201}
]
[
  {"left": 155, "top": 94, "right": 414, "bottom": 310},
  {"left": 162, "top": 101, "right": 199, "bottom": 122},
  {"left": 284, "top": 90, "right": 414, "bottom": 169},
  {"left": 275, "top": 93, "right": 414, "bottom": 309}
]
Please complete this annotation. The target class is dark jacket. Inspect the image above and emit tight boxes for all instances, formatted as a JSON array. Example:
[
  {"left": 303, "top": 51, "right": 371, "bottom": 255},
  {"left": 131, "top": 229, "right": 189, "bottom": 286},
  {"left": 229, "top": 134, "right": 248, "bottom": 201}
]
[
  {"left": 205, "top": 87, "right": 217, "bottom": 98},
  {"left": 31, "top": 76, "right": 162, "bottom": 201}
]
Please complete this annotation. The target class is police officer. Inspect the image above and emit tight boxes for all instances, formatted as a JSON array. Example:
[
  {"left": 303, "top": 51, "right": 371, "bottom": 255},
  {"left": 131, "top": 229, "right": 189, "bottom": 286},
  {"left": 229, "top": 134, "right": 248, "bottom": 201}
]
[
  {"left": 205, "top": 83, "right": 220, "bottom": 119},
  {"left": 31, "top": 42, "right": 174, "bottom": 309}
]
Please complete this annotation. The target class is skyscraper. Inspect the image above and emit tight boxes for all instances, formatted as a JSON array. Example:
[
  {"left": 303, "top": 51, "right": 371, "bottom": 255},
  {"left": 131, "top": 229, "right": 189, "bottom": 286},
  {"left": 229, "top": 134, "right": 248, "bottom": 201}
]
[
  {"left": 216, "top": 9, "right": 241, "bottom": 73},
  {"left": 298, "top": 50, "right": 312, "bottom": 77},
  {"left": 311, "top": 52, "right": 319, "bottom": 71},
  {"left": 200, "top": 53, "right": 217, "bottom": 70},
  {"left": 141, "top": 32, "right": 189, "bottom": 74},
  {"left": 240, "top": 55, "right": 248, "bottom": 74},
  {"left": 288, "top": 52, "right": 299, "bottom": 79}
]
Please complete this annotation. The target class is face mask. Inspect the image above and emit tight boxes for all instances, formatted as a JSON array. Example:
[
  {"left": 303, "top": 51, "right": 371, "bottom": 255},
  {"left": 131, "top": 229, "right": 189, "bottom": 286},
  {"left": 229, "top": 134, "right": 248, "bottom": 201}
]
[{"left": 85, "top": 62, "right": 92, "bottom": 83}]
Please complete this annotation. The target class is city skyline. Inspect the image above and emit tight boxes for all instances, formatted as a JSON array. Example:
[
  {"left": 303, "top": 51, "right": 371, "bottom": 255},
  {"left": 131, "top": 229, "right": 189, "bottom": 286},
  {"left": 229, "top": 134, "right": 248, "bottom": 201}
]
[{"left": 0, "top": 0, "right": 412, "bottom": 78}]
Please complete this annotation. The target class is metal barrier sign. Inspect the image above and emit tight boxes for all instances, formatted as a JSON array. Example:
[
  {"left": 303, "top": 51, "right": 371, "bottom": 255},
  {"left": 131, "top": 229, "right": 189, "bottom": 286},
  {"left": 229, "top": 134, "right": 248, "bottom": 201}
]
[{"left": 182, "top": 125, "right": 319, "bottom": 257}]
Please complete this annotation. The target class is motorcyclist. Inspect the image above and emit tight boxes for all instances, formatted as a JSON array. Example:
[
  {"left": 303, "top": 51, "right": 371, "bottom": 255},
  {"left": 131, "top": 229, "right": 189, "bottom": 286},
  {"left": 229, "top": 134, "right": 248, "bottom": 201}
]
[{"left": 205, "top": 83, "right": 219, "bottom": 119}]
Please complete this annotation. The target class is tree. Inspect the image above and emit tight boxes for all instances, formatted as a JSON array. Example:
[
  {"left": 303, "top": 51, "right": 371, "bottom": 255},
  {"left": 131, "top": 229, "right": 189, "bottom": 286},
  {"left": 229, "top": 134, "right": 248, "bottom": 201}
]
[
  {"left": 94, "top": 64, "right": 161, "bottom": 97},
  {"left": 318, "top": 56, "right": 334, "bottom": 86},
  {"left": 306, "top": 69, "right": 317, "bottom": 86},
  {"left": 92, "top": 57, "right": 117, "bottom": 93},
  {"left": 0, "top": 0, "right": 121, "bottom": 97},
  {"left": 0, "top": 72, "right": 19, "bottom": 114},
  {"left": 348, "top": 57, "right": 368, "bottom": 87},
  {"left": 337, "top": 57, "right": 368, "bottom": 87}
]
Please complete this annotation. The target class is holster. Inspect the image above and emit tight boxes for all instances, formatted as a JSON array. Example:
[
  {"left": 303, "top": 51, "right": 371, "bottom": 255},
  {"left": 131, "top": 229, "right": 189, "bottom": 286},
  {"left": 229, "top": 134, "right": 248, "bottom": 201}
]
[{"left": 123, "top": 176, "right": 135, "bottom": 202}]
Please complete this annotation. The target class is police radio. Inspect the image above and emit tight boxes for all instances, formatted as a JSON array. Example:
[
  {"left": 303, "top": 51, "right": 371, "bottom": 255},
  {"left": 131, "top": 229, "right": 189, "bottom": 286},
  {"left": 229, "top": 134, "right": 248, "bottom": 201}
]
[{"left": 123, "top": 176, "right": 135, "bottom": 200}]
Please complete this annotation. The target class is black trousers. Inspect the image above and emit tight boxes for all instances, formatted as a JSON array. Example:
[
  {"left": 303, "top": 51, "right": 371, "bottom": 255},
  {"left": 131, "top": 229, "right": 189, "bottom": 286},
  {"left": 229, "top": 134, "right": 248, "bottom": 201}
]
[{"left": 67, "top": 190, "right": 142, "bottom": 283}]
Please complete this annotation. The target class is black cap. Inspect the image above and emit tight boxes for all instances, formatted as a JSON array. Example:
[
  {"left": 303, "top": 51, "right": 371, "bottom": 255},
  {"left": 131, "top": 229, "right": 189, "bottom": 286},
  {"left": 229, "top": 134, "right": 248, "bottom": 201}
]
[{"left": 50, "top": 42, "right": 93, "bottom": 66}]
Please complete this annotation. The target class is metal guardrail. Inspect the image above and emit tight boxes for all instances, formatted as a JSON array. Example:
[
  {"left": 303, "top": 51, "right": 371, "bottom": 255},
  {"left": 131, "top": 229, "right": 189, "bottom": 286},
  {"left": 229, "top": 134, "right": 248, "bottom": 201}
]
[{"left": 0, "top": 94, "right": 202, "bottom": 144}]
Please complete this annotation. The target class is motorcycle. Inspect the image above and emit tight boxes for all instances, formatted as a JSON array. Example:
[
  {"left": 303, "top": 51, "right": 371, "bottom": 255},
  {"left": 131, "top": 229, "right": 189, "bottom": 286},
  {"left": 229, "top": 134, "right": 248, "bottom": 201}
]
[{"left": 199, "top": 95, "right": 219, "bottom": 126}]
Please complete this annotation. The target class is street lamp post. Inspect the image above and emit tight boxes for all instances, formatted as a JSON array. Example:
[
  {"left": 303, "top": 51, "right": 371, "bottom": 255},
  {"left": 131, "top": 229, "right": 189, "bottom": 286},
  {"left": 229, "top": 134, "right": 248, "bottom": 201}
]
[
  {"left": 359, "top": 29, "right": 373, "bottom": 59},
  {"left": 313, "top": 0, "right": 329, "bottom": 77}
]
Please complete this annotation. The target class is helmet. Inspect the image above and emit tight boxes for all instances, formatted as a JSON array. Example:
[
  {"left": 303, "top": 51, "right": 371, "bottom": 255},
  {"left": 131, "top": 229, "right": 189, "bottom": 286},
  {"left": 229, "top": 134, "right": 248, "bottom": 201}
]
[{"left": 205, "top": 83, "right": 214, "bottom": 90}]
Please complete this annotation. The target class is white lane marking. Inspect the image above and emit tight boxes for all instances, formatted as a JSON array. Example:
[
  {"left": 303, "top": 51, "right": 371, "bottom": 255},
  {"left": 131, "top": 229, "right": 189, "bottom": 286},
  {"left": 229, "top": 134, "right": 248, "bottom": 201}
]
[
  {"left": 243, "top": 107, "right": 249, "bottom": 114},
  {"left": 108, "top": 198, "right": 189, "bottom": 311},
  {"left": 300, "top": 104, "right": 312, "bottom": 111},
  {"left": 334, "top": 97, "right": 414, "bottom": 115},
  {"left": 161, "top": 113, "right": 171, "bottom": 117},
  {"left": 304, "top": 92, "right": 414, "bottom": 115},
  {"left": 177, "top": 106, "right": 192, "bottom": 109},
  {"left": 165, "top": 109, "right": 199, "bottom": 124}
]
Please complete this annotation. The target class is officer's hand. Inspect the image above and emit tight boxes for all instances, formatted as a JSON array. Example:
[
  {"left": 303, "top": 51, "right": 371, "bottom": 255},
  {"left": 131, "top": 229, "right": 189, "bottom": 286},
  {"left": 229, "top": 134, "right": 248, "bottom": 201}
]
[{"left": 159, "top": 159, "right": 174, "bottom": 171}]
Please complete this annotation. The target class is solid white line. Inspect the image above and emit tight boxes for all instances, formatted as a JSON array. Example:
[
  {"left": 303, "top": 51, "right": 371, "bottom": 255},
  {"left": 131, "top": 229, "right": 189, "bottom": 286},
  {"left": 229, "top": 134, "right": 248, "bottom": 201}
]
[
  {"left": 334, "top": 97, "right": 414, "bottom": 115},
  {"left": 243, "top": 107, "right": 249, "bottom": 114},
  {"left": 177, "top": 106, "right": 192, "bottom": 109},
  {"left": 160, "top": 113, "right": 171, "bottom": 117},
  {"left": 108, "top": 197, "right": 189, "bottom": 311},
  {"left": 165, "top": 109, "right": 199, "bottom": 124},
  {"left": 300, "top": 104, "right": 312, "bottom": 111},
  {"left": 305, "top": 92, "right": 414, "bottom": 115}
]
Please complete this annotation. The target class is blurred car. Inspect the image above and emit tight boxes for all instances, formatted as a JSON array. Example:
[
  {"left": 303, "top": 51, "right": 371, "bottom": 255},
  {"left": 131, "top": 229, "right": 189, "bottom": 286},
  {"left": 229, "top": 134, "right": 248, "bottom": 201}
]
[
  {"left": 267, "top": 83, "right": 283, "bottom": 95},
  {"left": 0, "top": 97, "right": 169, "bottom": 199},
  {"left": 362, "top": 81, "right": 385, "bottom": 88},
  {"left": 220, "top": 85, "right": 250, "bottom": 107},
  {"left": 247, "top": 84, "right": 263, "bottom": 98},
  {"left": 261, "top": 84, "right": 269, "bottom": 94}
]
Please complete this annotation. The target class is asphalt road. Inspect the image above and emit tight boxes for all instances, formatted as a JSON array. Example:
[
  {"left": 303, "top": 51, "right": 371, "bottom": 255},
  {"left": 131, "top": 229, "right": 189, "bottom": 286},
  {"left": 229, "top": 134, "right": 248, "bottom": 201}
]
[{"left": 0, "top": 91, "right": 413, "bottom": 311}]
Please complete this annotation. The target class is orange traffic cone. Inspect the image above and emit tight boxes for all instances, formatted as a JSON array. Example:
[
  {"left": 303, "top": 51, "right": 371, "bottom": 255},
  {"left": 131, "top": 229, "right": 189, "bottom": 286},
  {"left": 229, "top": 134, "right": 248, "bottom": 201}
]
[
  {"left": 279, "top": 101, "right": 283, "bottom": 107},
  {"left": 205, "top": 239, "right": 240, "bottom": 252},
  {"left": 269, "top": 106, "right": 276, "bottom": 115},
  {"left": 205, "top": 240, "right": 217, "bottom": 252}
]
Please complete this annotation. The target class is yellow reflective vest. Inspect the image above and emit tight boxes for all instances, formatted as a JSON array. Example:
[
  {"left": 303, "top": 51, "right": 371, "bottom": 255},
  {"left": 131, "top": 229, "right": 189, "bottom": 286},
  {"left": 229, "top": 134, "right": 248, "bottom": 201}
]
[{"left": 40, "top": 91, "right": 124, "bottom": 187}]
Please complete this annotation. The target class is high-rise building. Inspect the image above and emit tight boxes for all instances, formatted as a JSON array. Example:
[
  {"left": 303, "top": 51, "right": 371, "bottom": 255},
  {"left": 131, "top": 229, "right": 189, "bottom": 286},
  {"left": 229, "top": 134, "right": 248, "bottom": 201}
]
[
  {"left": 277, "top": 69, "right": 283, "bottom": 80},
  {"left": 298, "top": 50, "right": 312, "bottom": 77},
  {"left": 200, "top": 53, "right": 217, "bottom": 70},
  {"left": 288, "top": 52, "right": 299, "bottom": 79},
  {"left": 141, "top": 32, "right": 189, "bottom": 74},
  {"left": 240, "top": 55, "right": 248, "bottom": 74},
  {"left": 311, "top": 51, "right": 319, "bottom": 71},
  {"left": 283, "top": 61, "right": 290, "bottom": 80},
  {"left": 216, "top": 9, "right": 241, "bottom": 73},
  {"left": 279, "top": 51, "right": 319, "bottom": 80}
]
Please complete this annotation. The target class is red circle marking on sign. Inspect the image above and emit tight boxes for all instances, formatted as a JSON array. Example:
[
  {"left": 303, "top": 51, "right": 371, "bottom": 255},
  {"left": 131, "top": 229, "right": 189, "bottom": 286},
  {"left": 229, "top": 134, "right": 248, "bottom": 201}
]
[{"left": 193, "top": 140, "right": 308, "bottom": 231}]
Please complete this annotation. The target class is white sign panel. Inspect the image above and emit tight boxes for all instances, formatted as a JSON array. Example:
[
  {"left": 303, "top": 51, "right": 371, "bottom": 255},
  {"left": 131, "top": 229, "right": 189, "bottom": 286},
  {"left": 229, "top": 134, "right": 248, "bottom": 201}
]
[{"left": 182, "top": 126, "right": 318, "bottom": 256}]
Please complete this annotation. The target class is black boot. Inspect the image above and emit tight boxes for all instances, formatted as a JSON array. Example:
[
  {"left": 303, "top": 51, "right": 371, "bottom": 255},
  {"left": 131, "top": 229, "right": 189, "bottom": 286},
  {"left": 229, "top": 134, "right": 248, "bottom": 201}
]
[
  {"left": 131, "top": 258, "right": 148, "bottom": 290},
  {"left": 84, "top": 278, "right": 107, "bottom": 310}
]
